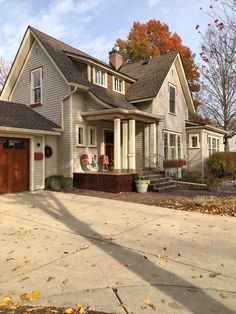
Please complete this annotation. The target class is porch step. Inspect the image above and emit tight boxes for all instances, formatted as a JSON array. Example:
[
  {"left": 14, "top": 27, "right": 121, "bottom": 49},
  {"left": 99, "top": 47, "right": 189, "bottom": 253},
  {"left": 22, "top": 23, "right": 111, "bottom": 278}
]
[
  {"left": 154, "top": 184, "right": 179, "bottom": 192},
  {"left": 139, "top": 170, "right": 178, "bottom": 193}
]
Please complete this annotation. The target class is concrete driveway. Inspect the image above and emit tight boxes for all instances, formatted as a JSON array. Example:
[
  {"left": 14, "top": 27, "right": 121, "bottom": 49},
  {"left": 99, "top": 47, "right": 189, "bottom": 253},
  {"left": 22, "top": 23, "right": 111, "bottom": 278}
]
[{"left": 0, "top": 191, "right": 235, "bottom": 314}]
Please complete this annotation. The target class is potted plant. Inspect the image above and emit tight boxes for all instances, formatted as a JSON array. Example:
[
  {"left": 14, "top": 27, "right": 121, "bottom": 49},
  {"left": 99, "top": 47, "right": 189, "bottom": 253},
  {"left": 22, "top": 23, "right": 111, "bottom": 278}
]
[
  {"left": 135, "top": 176, "right": 150, "bottom": 193},
  {"left": 164, "top": 159, "right": 187, "bottom": 168}
]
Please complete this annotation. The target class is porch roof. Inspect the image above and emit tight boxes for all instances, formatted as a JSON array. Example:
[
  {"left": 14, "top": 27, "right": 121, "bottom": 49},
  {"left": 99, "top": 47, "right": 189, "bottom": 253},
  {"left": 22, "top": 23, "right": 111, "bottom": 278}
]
[{"left": 81, "top": 108, "right": 164, "bottom": 123}]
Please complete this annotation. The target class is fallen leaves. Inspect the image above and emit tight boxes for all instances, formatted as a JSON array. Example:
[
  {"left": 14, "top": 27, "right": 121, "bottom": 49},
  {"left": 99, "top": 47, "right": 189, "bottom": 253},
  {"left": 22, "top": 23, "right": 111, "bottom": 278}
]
[
  {"left": 20, "top": 290, "right": 40, "bottom": 302},
  {"left": 155, "top": 196, "right": 236, "bottom": 217},
  {"left": 143, "top": 297, "right": 157, "bottom": 310}
]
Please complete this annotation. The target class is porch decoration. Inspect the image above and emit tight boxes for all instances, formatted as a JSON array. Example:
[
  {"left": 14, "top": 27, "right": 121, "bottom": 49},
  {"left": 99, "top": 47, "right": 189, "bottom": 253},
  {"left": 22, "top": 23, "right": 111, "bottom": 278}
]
[
  {"left": 135, "top": 177, "right": 150, "bottom": 193},
  {"left": 164, "top": 159, "right": 186, "bottom": 168},
  {"left": 80, "top": 154, "right": 90, "bottom": 166},
  {"left": 45, "top": 145, "right": 53, "bottom": 158},
  {"left": 100, "top": 154, "right": 109, "bottom": 165}
]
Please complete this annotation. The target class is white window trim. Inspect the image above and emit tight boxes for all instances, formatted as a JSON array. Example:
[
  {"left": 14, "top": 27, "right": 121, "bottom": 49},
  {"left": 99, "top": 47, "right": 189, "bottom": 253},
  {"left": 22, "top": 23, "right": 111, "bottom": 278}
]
[
  {"left": 76, "top": 125, "right": 86, "bottom": 147},
  {"left": 164, "top": 131, "right": 182, "bottom": 160},
  {"left": 112, "top": 76, "right": 125, "bottom": 94},
  {"left": 31, "top": 68, "right": 43, "bottom": 104},
  {"left": 189, "top": 134, "right": 200, "bottom": 149},
  {"left": 88, "top": 126, "right": 97, "bottom": 147},
  {"left": 93, "top": 67, "right": 107, "bottom": 88},
  {"left": 169, "top": 83, "right": 176, "bottom": 115},
  {"left": 208, "top": 135, "right": 220, "bottom": 155}
]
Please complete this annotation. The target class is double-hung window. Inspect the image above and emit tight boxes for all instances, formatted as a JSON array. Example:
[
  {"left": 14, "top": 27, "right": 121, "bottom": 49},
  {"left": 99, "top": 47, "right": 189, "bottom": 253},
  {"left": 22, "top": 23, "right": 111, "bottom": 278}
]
[
  {"left": 77, "top": 126, "right": 85, "bottom": 146},
  {"left": 88, "top": 126, "right": 97, "bottom": 147},
  {"left": 94, "top": 68, "right": 107, "bottom": 87},
  {"left": 164, "top": 132, "right": 182, "bottom": 160},
  {"left": 31, "top": 68, "right": 42, "bottom": 104},
  {"left": 208, "top": 136, "right": 220, "bottom": 155},
  {"left": 169, "top": 85, "right": 176, "bottom": 114},
  {"left": 113, "top": 76, "right": 124, "bottom": 93}
]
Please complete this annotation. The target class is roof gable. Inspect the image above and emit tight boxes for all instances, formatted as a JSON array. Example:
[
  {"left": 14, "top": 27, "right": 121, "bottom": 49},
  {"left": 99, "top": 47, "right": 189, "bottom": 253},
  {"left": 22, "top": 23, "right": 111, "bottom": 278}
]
[{"left": 121, "top": 52, "right": 195, "bottom": 114}]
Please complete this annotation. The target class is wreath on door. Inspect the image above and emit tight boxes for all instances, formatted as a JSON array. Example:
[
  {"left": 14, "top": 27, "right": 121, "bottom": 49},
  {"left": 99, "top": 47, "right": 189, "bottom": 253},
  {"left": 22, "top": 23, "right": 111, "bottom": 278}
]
[{"left": 45, "top": 145, "right": 53, "bottom": 158}]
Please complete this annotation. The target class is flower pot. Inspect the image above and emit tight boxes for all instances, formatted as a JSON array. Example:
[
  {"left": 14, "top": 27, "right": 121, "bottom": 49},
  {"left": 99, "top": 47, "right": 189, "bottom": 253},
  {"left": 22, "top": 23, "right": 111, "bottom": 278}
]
[
  {"left": 135, "top": 181, "right": 149, "bottom": 193},
  {"left": 164, "top": 161, "right": 186, "bottom": 168}
]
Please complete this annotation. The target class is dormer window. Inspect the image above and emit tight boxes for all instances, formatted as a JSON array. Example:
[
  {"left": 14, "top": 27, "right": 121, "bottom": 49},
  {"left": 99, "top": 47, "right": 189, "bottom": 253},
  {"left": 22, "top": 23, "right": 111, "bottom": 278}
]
[
  {"left": 93, "top": 68, "right": 107, "bottom": 87},
  {"left": 31, "top": 68, "right": 42, "bottom": 104},
  {"left": 113, "top": 76, "right": 124, "bottom": 94}
]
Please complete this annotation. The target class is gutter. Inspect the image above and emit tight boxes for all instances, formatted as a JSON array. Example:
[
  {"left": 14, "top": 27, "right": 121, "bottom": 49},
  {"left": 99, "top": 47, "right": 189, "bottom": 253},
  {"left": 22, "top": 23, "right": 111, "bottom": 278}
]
[{"left": 0, "top": 126, "right": 61, "bottom": 136}]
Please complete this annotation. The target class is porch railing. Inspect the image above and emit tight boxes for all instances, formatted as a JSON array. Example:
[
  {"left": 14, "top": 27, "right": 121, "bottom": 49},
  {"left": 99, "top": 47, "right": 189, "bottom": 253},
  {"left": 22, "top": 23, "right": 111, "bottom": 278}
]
[{"left": 136, "top": 153, "right": 165, "bottom": 174}]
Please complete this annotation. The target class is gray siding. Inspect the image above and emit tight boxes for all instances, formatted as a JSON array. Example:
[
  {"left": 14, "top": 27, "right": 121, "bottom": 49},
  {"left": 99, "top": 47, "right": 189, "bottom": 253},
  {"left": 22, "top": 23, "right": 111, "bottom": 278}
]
[
  {"left": 45, "top": 135, "right": 58, "bottom": 178},
  {"left": 135, "top": 122, "right": 144, "bottom": 170},
  {"left": 72, "top": 92, "right": 113, "bottom": 173},
  {"left": 57, "top": 97, "right": 72, "bottom": 177},
  {"left": 153, "top": 63, "right": 188, "bottom": 159},
  {"left": 34, "top": 136, "right": 44, "bottom": 189},
  {"left": 10, "top": 40, "right": 69, "bottom": 126}
]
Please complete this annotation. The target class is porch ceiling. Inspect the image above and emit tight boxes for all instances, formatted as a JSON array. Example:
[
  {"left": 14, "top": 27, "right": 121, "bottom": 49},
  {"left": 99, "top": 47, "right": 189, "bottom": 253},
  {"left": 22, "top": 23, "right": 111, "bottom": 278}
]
[{"left": 81, "top": 108, "right": 164, "bottom": 124}]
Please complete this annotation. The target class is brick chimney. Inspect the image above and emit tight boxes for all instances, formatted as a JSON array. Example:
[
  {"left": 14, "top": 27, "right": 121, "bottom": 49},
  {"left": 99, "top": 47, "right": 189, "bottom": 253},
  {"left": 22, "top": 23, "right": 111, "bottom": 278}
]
[{"left": 109, "top": 45, "right": 123, "bottom": 70}]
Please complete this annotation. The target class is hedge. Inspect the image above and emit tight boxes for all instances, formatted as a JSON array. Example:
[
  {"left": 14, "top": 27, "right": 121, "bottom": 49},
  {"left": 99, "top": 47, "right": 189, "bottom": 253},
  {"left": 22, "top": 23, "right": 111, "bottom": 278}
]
[{"left": 207, "top": 152, "right": 236, "bottom": 177}]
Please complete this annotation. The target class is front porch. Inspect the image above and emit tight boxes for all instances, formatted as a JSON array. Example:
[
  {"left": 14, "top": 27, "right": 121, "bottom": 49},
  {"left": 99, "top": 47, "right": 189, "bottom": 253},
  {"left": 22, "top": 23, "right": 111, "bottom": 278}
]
[{"left": 81, "top": 108, "right": 164, "bottom": 174}]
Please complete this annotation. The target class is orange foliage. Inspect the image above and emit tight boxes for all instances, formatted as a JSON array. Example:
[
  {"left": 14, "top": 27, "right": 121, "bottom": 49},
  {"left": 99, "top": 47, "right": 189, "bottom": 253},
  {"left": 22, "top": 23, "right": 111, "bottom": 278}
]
[{"left": 116, "top": 19, "right": 199, "bottom": 93}]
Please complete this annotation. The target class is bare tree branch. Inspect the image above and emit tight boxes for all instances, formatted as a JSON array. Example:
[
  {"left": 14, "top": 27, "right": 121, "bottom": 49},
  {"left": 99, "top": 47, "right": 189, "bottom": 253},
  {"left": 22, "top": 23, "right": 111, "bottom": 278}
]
[{"left": 0, "top": 57, "right": 11, "bottom": 91}]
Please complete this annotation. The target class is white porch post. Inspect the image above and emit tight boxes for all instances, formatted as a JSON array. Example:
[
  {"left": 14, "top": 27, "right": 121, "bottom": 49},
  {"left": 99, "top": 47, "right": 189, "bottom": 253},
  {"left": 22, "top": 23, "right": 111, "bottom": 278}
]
[
  {"left": 114, "top": 118, "right": 121, "bottom": 172},
  {"left": 144, "top": 124, "right": 150, "bottom": 169},
  {"left": 128, "top": 119, "right": 136, "bottom": 172},
  {"left": 150, "top": 123, "right": 157, "bottom": 167},
  {"left": 122, "top": 120, "right": 128, "bottom": 171}
]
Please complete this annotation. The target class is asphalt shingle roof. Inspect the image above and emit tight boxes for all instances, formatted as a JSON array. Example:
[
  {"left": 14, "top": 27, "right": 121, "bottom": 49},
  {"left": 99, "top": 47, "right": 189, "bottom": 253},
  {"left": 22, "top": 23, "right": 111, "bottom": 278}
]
[
  {"left": 29, "top": 27, "right": 178, "bottom": 107},
  {"left": 29, "top": 27, "right": 137, "bottom": 110},
  {"left": 0, "top": 100, "right": 60, "bottom": 131},
  {"left": 120, "top": 52, "right": 178, "bottom": 101}
]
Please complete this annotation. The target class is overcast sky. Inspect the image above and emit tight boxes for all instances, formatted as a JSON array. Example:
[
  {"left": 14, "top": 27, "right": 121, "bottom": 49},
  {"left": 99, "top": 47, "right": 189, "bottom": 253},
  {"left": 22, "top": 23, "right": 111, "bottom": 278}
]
[{"left": 0, "top": 0, "right": 214, "bottom": 63}]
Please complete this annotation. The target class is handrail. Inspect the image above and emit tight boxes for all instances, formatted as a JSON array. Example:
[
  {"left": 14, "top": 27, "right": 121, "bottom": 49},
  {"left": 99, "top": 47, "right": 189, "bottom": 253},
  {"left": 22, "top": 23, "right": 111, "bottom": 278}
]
[{"left": 135, "top": 153, "right": 165, "bottom": 173}]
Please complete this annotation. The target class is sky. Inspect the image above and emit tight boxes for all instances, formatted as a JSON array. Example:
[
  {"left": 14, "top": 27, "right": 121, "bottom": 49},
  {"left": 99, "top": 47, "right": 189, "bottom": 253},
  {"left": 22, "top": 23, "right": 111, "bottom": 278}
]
[{"left": 0, "top": 0, "right": 215, "bottom": 64}]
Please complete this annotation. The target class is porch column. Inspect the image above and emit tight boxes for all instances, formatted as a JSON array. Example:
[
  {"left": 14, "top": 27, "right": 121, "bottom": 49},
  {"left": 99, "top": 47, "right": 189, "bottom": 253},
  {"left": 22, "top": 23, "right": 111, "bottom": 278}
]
[
  {"left": 150, "top": 123, "right": 157, "bottom": 168},
  {"left": 114, "top": 118, "right": 121, "bottom": 172},
  {"left": 144, "top": 124, "right": 150, "bottom": 169},
  {"left": 128, "top": 119, "right": 136, "bottom": 172},
  {"left": 122, "top": 120, "right": 128, "bottom": 171}
]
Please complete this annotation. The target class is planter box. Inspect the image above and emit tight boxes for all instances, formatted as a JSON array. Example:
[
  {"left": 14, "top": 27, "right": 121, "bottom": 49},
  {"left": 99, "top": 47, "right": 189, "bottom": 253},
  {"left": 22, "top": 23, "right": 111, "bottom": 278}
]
[{"left": 164, "top": 161, "right": 186, "bottom": 168}]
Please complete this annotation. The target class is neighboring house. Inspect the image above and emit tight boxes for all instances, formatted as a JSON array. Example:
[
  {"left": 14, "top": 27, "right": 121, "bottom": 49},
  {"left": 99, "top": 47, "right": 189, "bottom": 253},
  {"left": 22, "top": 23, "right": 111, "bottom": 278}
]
[
  {"left": 228, "top": 131, "right": 236, "bottom": 152},
  {"left": 0, "top": 26, "right": 226, "bottom": 193}
]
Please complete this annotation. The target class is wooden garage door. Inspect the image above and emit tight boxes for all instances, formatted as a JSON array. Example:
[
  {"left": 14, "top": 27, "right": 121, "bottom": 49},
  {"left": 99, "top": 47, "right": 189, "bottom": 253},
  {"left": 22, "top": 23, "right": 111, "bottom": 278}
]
[{"left": 0, "top": 138, "right": 29, "bottom": 193}]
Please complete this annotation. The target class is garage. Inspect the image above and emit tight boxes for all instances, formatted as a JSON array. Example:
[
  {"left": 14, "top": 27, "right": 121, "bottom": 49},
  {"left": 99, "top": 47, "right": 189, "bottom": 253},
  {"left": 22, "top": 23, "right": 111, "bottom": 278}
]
[{"left": 0, "top": 137, "right": 29, "bottom": 193}]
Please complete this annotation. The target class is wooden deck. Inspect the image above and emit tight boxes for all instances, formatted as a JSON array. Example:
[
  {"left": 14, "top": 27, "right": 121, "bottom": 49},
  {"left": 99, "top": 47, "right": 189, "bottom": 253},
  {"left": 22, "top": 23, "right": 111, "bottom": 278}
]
[{"left": 73, "top": 172, "right": 138, "bottom": 193}]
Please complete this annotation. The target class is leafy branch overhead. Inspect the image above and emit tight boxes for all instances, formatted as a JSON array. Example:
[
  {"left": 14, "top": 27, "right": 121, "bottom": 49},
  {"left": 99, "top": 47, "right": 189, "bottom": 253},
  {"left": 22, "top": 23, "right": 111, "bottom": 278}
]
[{"left": 115, "top": 19, "right": 200, "bottom": 93}]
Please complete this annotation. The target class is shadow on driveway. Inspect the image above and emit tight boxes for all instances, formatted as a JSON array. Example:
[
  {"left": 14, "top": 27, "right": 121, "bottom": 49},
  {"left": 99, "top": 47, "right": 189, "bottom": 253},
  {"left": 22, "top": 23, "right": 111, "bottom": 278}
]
[{"left": 5, "top": 191, "right": 235, "bottom": 314}]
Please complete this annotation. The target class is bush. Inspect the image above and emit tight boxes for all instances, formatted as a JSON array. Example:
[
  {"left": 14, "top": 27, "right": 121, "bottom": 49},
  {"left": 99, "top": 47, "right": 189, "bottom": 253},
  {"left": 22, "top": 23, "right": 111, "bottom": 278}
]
[
  {"left": 207, "top": 152, "right": 236, "bottom": 177},
  {"left": 183, "top": 174, "right": 215, "bottom": 186},
  {"left": 45, "top": 175, "right": 72, "bottom": 190}
]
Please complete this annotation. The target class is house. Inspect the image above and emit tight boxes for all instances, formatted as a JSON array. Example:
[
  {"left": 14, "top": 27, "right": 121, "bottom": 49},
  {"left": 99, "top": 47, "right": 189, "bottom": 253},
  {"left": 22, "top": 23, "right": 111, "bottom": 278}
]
[
  {"left": 0, "top": 26, "right": 226, "bottom": 193},
  {"left": 228, "top": 131, "right": 236, "bottom": 152}
]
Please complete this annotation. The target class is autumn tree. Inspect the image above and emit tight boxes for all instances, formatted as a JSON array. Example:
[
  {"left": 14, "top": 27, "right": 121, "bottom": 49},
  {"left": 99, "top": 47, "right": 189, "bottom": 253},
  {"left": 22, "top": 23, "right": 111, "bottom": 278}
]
[
  {"left": 116, "top": 19, "right": 200, "bottom": 93},
  {"left": 198, "top": 2, "right": 236, "bottom": 150},
  {"left": 0, "top": 56, "right": 11, "bottom": 91}
]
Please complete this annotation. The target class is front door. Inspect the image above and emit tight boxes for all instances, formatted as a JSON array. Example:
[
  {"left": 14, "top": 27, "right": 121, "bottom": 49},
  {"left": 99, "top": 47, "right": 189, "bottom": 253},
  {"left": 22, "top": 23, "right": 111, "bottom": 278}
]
[{"left": 104, "top": 131, "right": 114, "bottom": 169}]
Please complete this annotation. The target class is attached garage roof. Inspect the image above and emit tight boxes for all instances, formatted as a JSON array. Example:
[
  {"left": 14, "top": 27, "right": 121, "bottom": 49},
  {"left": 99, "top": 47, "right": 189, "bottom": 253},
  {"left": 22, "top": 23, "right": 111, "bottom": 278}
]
[{"left": 0, "top": 100, "right": 61, "bottom": 132}]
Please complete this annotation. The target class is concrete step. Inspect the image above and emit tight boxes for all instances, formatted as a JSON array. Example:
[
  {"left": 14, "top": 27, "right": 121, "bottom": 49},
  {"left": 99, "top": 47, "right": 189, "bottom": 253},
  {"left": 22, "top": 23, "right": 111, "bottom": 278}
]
[
  {"left": 142, "top": 174, "right": 165, "bottom": 180},
  {"left": 154, "top": 184, "right": 179, "bottom": 192}
]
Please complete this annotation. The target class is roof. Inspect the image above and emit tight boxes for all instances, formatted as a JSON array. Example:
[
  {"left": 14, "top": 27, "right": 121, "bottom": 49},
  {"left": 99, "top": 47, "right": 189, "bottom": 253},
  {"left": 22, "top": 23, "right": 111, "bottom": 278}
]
[
  {"left": 120, "top": 52, "right": 178, "bottom": 102},
  {"left": 0, "top": 100, "right": 61, "bottom": 132},
  {"left": 30, "top": 27, "right": 136, "bottom": 110}
]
